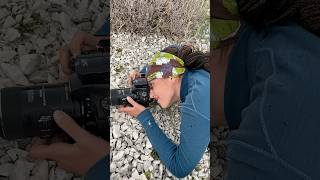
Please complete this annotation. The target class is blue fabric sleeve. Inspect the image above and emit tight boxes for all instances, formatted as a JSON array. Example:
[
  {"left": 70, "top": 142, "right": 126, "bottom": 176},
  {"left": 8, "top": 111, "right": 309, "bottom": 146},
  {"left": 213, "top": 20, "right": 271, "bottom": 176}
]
[
  {"left": 85, "top": 155, "right": 109, "bottom": 180},
  {"left": 137, "top": 83, "right": 209, "bottom": 178},
  {"left": 95, "top": 17, "right": 109, "bottom": 36}
]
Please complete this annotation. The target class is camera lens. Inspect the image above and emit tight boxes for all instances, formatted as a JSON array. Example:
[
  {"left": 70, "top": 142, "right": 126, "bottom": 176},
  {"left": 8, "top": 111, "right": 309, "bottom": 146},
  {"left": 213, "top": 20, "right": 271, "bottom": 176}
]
[
  {"left": 110, "top": 88, "right": 132, "bottom": 106},
  {"left": 0, "top": 83, "right": 75, "bottom": 139}
]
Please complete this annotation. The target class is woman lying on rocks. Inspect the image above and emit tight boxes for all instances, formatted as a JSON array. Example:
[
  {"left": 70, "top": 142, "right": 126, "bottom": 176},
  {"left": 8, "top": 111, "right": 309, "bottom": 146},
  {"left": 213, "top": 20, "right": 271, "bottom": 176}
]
[{"left": 119, "top": 44, "right": 210, "bottom": 178}]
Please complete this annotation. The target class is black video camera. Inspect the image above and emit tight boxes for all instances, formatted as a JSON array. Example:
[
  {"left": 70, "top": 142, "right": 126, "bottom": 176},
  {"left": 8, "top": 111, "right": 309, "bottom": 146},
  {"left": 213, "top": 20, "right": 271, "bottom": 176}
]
[
  {"left": 0, "top": 41, "right": 109, "bottom": 140},
  {"left": 110, "top": 74, "right": 154, "bottom": 107}
]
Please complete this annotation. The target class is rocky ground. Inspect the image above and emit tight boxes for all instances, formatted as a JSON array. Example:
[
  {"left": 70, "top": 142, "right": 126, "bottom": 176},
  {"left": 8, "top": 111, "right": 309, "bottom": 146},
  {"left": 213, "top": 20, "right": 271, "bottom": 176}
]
[
  {"left": 110, "top": 32, "right": 210, "bottom": 179},
  {"left": 0, "top": 0, "right": 107, "bottom": 179}
]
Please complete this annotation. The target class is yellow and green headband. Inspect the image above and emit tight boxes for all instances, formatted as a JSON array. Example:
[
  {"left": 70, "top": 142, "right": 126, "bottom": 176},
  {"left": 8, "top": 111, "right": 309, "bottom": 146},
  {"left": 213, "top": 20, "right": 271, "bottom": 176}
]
[{"left": 146, "top": 52, "right": 186, "bottom": 81}]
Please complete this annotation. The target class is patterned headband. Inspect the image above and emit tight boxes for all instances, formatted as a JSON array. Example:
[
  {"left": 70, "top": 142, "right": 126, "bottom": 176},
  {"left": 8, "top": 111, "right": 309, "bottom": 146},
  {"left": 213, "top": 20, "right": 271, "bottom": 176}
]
[{"left": 146, "top": 52, "right": 186, "bottom": 82}]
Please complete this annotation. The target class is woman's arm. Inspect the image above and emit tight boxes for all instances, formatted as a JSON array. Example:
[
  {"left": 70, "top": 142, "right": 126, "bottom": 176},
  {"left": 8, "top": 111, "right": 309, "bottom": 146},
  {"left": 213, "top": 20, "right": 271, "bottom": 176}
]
[{"left": 137, "top": 107, "right": 209, "bottom": 178}]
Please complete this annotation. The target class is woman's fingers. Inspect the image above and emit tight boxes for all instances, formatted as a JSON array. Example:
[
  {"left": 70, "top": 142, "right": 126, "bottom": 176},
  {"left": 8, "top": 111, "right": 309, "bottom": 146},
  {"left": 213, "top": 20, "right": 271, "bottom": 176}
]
[
  {"left": 118, "top": 97, "right": 145, "bottom": 117},
  {"left": 126, "top": 96, "right": 138, "bottom": 106},
  {"left": 128, "top": 70, "right": 140, "bottom": 86},
  {"left": 69, "top": 32, "right": 86, "bottom": 58},
  {"left": 59, "top": 45, "right": 73, "bottom": 75},
  {"left": 29, "top": 142, "right": 74, "bottom": 160},
  {"left": 53, "top": 111, "right": 97, "bottom": 146}
]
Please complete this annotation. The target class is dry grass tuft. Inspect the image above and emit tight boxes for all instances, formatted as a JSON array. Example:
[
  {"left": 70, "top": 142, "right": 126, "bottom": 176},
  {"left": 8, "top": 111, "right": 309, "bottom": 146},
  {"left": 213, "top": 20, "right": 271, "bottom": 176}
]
[{"left": 110, "top": 0, "right": 209, "bottom": 39}]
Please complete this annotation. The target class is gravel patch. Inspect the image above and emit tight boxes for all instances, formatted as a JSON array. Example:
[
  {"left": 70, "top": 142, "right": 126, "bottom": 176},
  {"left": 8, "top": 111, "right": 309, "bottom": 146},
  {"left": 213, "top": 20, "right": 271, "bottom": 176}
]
[
  {"left": 210, "top": 127, "right": 229, "bottom": 180},
  {"left": 110, "top": 32, "right": 209, "bottom": 179}
]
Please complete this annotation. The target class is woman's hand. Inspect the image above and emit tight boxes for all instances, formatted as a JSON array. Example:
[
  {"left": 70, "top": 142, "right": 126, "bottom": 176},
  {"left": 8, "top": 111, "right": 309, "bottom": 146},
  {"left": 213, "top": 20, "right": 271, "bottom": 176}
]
[
  {"left": 118, "top": 97, "right": 145, "bottom": 117},
  {"left": 128, "top": 70, "right": 141, "bottom": 87},
  {"left": 59, "top": 31, "right": 108, "bottom": 80},
  {"left": 28, "top": 110, "right": 109, "bottom": 176}
]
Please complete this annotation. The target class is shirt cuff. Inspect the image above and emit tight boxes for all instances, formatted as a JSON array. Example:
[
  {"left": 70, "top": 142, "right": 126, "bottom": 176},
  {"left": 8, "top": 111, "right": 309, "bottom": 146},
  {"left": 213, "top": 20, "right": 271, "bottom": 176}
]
[{"left": 137, "top": 109, "right": 153, "bottom": 124}]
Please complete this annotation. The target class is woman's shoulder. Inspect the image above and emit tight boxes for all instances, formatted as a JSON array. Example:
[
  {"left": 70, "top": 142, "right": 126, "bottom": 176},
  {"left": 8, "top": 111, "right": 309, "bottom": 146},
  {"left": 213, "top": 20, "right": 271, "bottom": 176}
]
[
  {"left": 186, "top": 69, "right": 210, "bottom": 92},
  {"left": 181, "top": 69, "right": 210, "bottom": 119},
  {"left": 186, "top": 69, "right": 209, "bottom": 83}
]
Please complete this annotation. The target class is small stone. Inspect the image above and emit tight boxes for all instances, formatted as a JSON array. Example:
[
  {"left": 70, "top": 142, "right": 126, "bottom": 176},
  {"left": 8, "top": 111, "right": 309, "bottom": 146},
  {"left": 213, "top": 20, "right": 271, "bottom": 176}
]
[
  {"left": 132, "top": 169, "right": 140, "bottom": 179},
  {"left": 145, "top": 140, "right": 152, "bottom": 149},
  {"left": 36, "top": 38, "right": 50, "bottom": 52},
  {"left": 113, "top": 151, "right": 124, "bottom": 161},
  {"left": 140, "top": 155, "right": 148, "bottom": 161},
  {"left": 120, "top": 123, "right": 129, "bottom": 131},
  {"left": 113, "top": 125, "right": 121, "bottom": 138},
  {"left": 52, "top": 12, "right": 73, "bottom": 30},
  {"left": 17, "top": 45, "right": 27, "bottom": 56},
  {"left": 4, "top": 28, "right": 20, "bottom": 42},
  {"left": 132, "top": 132, "right": 138, "bottom": 140},
  {"left": 110, "top": 162, "right": 117, "bottom": 173},
  {"left": 119, "top": 164, "right": 130, "bottom": 174},
  {"left": 19, "top": 54, "right": 41, "bottom": 75},
  {"left": 0, "top": 8, "right": 9, "bottom": 20},
  {"left": 30, "top": 160, "right": 48, "bottom": 180},
  {"left": 3, "top": 16, "right": 16, "bottom": 28},
  {"left": 143, "top": 161, "right": 151, "bottom": 171},
  {"left": 0, "top": 50, "right": 16, "bottom": 62},
  {"left": 54, "top": 167, "right": 68, "bottom": 180},
  {"left": 139, "top": 173, "right": 148, "bottom": 180},
  {"left": 7, "top": 148, "right": 28, "bottom": 161},
  {"left": 29, "top": 71, "right": 48, "bottom": 83},
  {"left": 0, "top": 155, "right": 11, "bottom": 164}
]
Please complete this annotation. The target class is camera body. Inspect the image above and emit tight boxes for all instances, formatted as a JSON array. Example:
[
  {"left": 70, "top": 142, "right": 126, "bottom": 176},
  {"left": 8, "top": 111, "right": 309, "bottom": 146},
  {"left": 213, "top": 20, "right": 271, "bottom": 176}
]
[
  {"left": 0, "top": 50, "right": 109, "bottom": 140},
  {"left": 110, "top": 74, "right": 153, "bottom": 107}
]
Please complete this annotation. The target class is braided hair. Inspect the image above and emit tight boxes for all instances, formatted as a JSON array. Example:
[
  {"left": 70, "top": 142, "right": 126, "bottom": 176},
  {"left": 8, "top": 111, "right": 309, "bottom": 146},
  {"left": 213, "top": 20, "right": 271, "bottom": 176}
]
[
  {"left": 161, "top": 45, "right": 210, "bottom": 73},
  {"left": 237, "top": 0, "right": 320, "bottom": 36}
]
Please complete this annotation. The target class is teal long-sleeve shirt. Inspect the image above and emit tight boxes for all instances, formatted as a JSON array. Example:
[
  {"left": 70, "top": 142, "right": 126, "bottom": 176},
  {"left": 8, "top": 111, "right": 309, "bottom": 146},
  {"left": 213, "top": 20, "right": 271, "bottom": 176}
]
[{"left": 137, "top": 69, "right": 210, "bottom": 178}]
